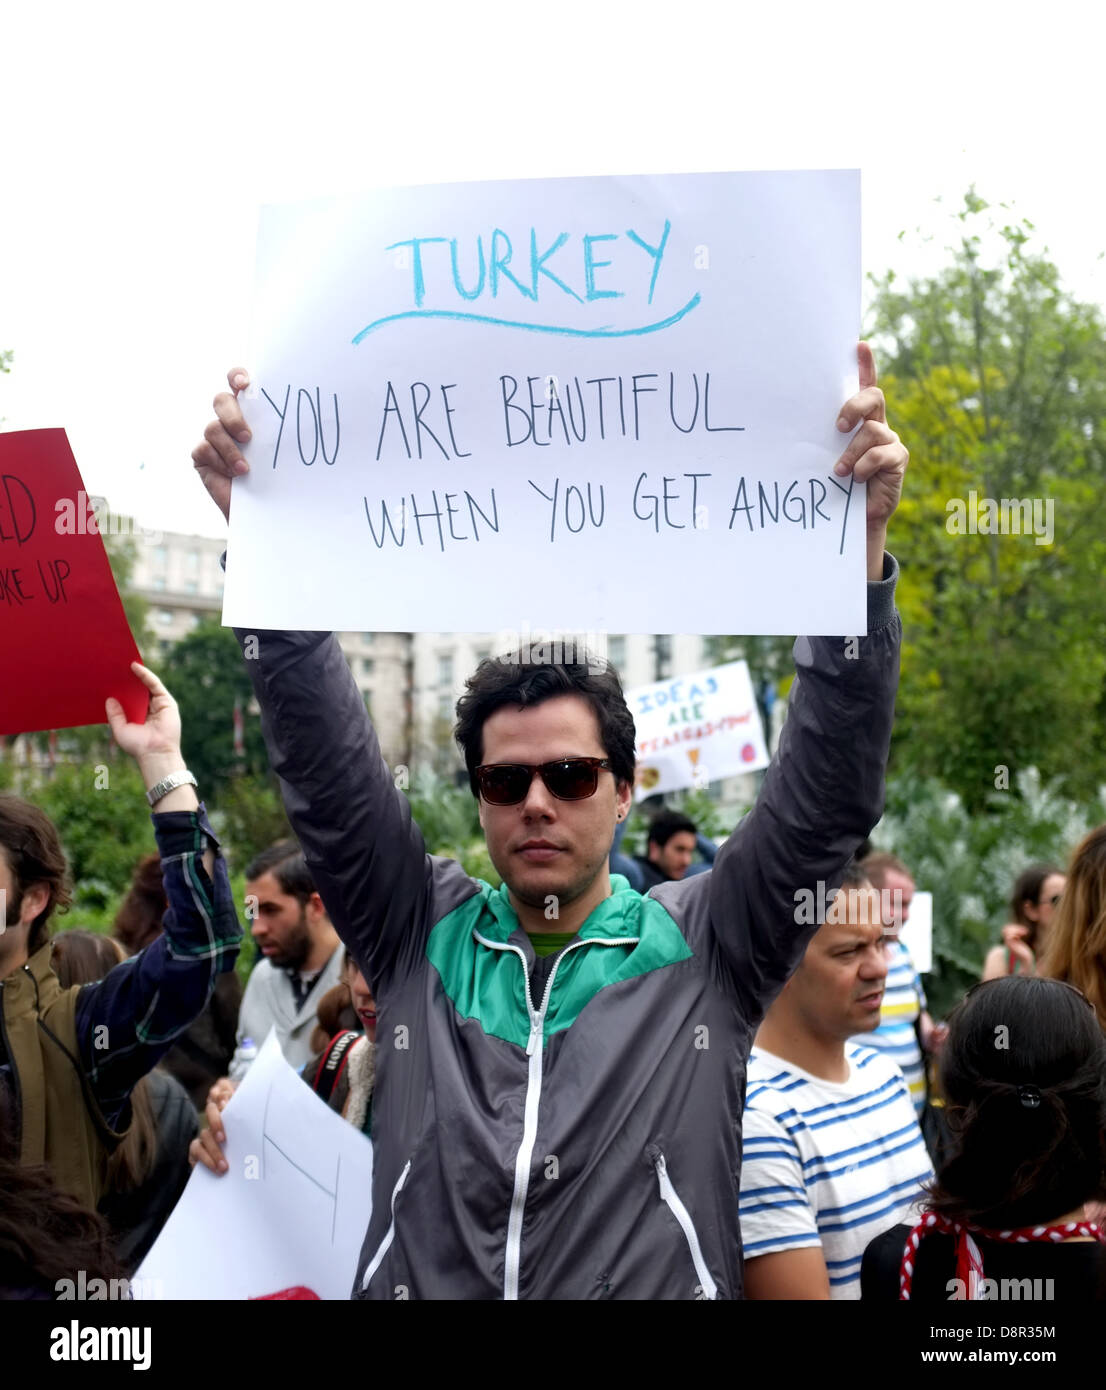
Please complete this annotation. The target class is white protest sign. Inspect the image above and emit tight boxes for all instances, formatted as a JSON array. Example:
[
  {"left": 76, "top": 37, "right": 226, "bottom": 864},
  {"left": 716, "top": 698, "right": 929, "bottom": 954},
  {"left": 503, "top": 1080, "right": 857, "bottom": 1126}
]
[
  {"left": 223, "top": 170, "right": 863, "bottom": 636},
  {"left": 899, "top": 889, "right": 933, "bottom": 975},
  {"left": 628, "top": 659, "right": 769, "bottom": 800},
  {"left": 136, "top": 1031, "right": 373, "bottom": 1300}
]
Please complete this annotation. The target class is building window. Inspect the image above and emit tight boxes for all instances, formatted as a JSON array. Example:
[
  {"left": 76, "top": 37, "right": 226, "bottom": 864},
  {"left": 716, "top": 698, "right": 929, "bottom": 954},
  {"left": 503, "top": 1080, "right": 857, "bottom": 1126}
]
[
  {"left": 184, "top": 580, "right": 198, "bottom": 594},
  {"left": 186, "top": 550, "right": 199, "bottom": 571},
  {"left": 157, "top": 609, "right": 174, "bottom": 627},
  {"left": 362, "top": 633, "right": 375, "bottom": 643},
  {"left": 152, "top": 577, "right": 166, "bottom": 591},
  {"left": 153, "top": 546, "right": 168, "bottom": 567},
  {"left": 438, "top": 653, "right": 453, "bottom": 687},
  {"left": 474, "top": 647, "right": 490, "bottom": 666},
  {"left": 609, "top": 636, "right": 626, "bottom": 670},
  {"left": 362, "top": 658, "right": 375, "bottom": 676},
  {"left": 438, "top": 693, "right": 453, "bottom": 720}
]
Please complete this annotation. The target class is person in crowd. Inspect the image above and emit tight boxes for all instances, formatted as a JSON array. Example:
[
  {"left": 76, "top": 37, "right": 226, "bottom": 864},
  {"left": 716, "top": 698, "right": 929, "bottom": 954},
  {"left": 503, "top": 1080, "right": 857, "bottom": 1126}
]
[
  {"left": 113, "top": 852, "right": 242, "bottom": 1109},
  {"left": 633, "top": 810, "right": 699, "bottom": 891},
  {"left": 304, "top": 949, "right": 377, "bottom": 1133},
  {"left": 50, "top": 930, "right": 198, "bottom": 1273},
  {"left": 861, "top": 975, "right": 1106, "bottom": 1301},
  {"left": 190, "top": 948, "right": 378, "bottom": 1179},
  {"left": 982, "top": 863, "right": 1066, "bottom": 980},
  {"left": 308, "top": 964, "right": 362, "bottom": 1055},
  {"left": 206, "top": 841, "right": 344, "bottom": 1110},
  {"left": 191, "top": 342, "right": 907, "bottom": 1299},
  {"left": 0, "top": 1084, "right": 123, "bottom": 1300},
  {"left": 740, "top": 864, "right": 934, "bottom": 1299},
  {"left": 609, "top": 813, "right": 716, "bottom": 892},
  {"left": 0, "top": 663, "right": 240, "bottom": 1213},
  {"left": 1041, "top": 830, "right": 1106, "bottom": 1030},
  {"left": 848, "top": 851, "right": 942, "bottom": 1115}
]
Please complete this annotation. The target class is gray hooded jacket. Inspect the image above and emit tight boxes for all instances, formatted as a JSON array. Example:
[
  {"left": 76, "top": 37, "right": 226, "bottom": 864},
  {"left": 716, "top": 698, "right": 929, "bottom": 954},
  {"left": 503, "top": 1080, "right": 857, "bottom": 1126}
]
[{"left": 237, "top": 557, "right": 900, "bottom": 1299}]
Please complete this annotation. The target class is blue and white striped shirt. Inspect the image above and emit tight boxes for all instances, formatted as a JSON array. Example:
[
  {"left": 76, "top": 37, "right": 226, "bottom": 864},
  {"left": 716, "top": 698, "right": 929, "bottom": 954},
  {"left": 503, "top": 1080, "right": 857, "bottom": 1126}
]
[{"left": 740, "top": 1044, "right": 933, "bottom": 1299}]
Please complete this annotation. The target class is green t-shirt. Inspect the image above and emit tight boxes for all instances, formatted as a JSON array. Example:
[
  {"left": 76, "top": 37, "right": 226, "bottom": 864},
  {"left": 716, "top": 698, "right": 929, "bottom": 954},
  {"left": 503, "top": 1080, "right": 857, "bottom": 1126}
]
[{"left": 525, "top": 931, "right": 578, "bottom": 959}]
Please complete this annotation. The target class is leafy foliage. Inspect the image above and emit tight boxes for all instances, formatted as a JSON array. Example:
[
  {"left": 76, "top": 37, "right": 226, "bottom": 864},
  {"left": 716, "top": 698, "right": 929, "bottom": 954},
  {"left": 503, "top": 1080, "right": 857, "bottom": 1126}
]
[
  {"left": 160, "top": 619, "right": 271, "bottom": 798},
  {"left": 403, "top": 764, "right": 498, "bottom": 883},
  {"left": 212, "top": 775, "right": 294, "bottom": 871},
  {"left": 28, "top": 759, "right": 156, "bottom": 926},
  {"left": 868, "top": 191, "right": 1106, "bottom": 810},
  {"left": 873, "top": 766, "right": 1106, "bottom": 1017}
]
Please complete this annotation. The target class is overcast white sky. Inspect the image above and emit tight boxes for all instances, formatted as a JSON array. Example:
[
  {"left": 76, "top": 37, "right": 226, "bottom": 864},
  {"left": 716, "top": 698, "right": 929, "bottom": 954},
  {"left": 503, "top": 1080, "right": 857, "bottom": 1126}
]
[{"left": 2, "top": 0, "right": 1104, "bottom": 540}]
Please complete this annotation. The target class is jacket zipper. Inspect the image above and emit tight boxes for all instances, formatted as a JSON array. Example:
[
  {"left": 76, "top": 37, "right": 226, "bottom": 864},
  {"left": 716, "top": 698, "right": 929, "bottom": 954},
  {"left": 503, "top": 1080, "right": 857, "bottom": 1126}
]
[
  {"left": 653, "top": 1150, "right": 718, "bottom": 1299},
  {"left": 359, "top": 1157, "right": 412, "bottom": 1293},
  {"left": 474, "top": 930, "right": 639, "bottom": 1301}
]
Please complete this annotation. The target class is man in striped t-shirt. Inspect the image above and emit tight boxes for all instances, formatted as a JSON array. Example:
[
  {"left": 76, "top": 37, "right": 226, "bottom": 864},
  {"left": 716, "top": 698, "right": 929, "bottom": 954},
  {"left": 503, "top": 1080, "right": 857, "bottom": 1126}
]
[{"left": 740, "top": 864, "right": 933, "bottom": 1299}]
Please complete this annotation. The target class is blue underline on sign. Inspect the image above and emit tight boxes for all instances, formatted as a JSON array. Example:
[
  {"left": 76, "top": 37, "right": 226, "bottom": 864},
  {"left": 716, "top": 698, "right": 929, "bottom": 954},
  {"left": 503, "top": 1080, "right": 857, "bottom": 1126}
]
[{"left": 351, "top": 294, "right": 702, "bottom": 344}]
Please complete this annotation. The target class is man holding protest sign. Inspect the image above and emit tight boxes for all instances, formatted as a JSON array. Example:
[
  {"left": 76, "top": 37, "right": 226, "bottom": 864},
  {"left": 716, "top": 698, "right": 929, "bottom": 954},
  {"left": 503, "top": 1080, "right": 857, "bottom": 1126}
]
[{"left": 192, "top": 342, "right": 906, "bottom": 1299}]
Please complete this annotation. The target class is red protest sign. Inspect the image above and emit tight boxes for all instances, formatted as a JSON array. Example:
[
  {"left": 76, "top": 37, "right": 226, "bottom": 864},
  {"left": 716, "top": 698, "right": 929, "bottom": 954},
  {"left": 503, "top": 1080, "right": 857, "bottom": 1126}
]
[{"left": 0, "top": 428, "right": 147, "bottom": 735}]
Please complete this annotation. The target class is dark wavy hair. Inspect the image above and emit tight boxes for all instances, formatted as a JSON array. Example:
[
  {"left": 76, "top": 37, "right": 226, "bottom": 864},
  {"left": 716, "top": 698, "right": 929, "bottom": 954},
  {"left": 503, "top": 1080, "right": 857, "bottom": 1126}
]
[
  {"left": 245, "top": 840, "right": 315, "bottom": 904},
  {"left": 454, "top": 654, "right": 636, "bottom": 797},
  {"left": 647, "top": 811, "right": 697, "bottom": 849},
  {"left": 0, "top": 1084, "right": 122, "bottom": 1295},
  {"left": 926, "top": 976, "right": 1106, "bottom": 1229},
  {"left": 0, "top": 794, "right": 72, "bottom": 955},
  {"left": 113, "top": 853, "right": 166, "bottom": 955}
]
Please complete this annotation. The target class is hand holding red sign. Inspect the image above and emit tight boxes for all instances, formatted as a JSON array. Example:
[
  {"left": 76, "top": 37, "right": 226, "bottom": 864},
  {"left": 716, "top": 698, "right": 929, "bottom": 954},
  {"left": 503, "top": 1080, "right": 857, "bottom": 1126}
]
[{"left": 0, "top": 429, "right": 146, "bottom": 736}]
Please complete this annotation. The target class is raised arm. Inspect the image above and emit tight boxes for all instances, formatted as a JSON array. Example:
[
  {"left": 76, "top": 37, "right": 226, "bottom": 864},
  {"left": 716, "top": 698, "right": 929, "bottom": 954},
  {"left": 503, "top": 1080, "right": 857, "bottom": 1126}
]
[
  {"left": 193, "top": 370, "right": 445, "bottom": 993},
  {"left": 709, "top": 344, "right": 906, "bottom": 1023},
  {"left": 77, "top": 665, "right": 242, "bottom": 1129},
  {"left": 233, "top": 626, "right": 436, "bottom": 993}
]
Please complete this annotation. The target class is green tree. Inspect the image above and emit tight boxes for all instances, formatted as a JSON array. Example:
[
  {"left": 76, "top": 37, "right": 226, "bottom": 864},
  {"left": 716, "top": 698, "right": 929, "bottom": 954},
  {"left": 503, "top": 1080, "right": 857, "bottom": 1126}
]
[
  {"left": 404, "top": 764, "right": 498, "bottom": 883},
  {"left": 32, "top": 760, "right": 156, "bottom": 925},
  {"left": 868, "top": 191, "right": 1106, "bottom": 810},
  {"left": 160, "top": 618, "right": 270, "bottom": 798},
  {"left": 217, "top": 773, "right": 293, "bottom": 866}
]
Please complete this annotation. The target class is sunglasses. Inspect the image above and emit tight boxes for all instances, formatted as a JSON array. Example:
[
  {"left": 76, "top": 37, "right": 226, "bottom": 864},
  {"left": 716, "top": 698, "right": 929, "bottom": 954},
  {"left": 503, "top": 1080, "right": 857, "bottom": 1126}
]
[{"left": 475, "top": 758, "right": 612, "bottom": 806}]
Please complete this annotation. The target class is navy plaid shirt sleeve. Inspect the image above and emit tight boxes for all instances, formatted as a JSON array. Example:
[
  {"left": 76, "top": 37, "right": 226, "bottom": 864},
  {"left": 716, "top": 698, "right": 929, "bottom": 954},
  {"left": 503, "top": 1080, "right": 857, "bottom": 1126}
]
[{"left": 73, "top": 804, "right": 242, "bottom": 1128}]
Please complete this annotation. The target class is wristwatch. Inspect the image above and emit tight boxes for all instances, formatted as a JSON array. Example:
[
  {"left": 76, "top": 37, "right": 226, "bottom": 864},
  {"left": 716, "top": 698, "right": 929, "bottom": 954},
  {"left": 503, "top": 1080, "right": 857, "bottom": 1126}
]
[{"left": 146, "top": 769, "right": 198, "bottom": 807}]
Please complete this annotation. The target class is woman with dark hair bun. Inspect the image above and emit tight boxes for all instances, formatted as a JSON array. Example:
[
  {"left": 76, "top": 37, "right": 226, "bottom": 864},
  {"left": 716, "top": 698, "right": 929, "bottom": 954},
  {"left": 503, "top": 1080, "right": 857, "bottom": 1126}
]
[{"left": 861, "top": 976, "right": 1106, "bottom": 1301}]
